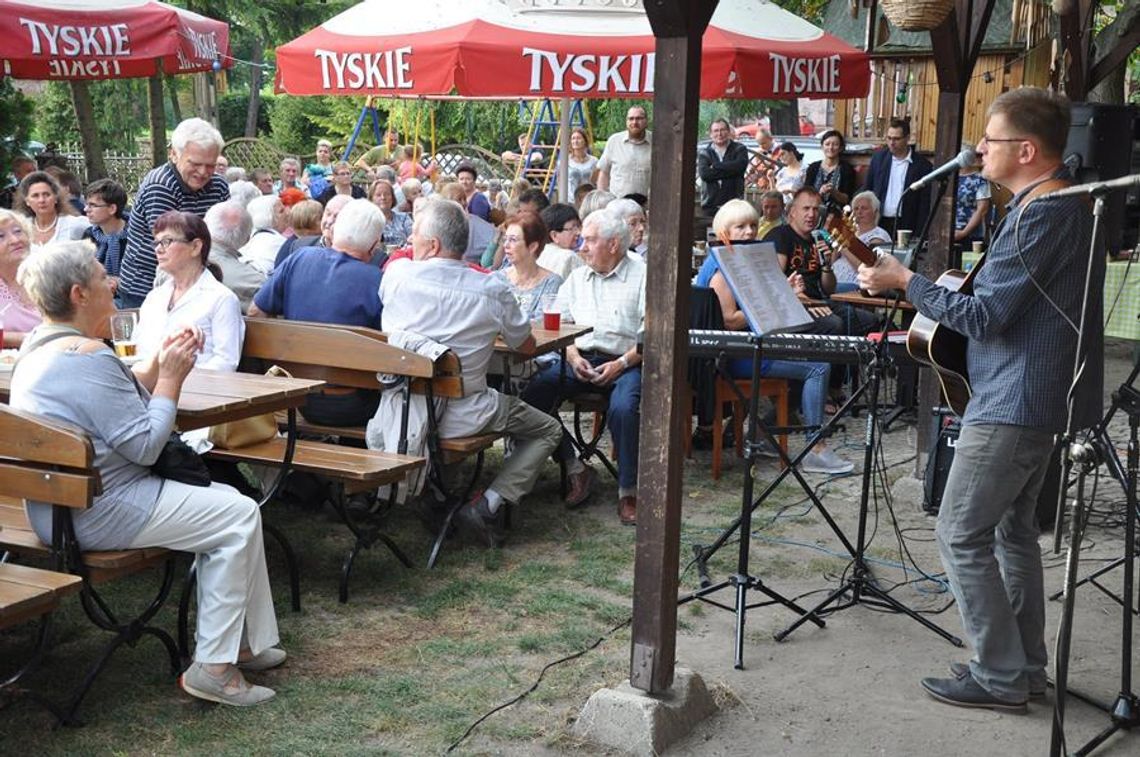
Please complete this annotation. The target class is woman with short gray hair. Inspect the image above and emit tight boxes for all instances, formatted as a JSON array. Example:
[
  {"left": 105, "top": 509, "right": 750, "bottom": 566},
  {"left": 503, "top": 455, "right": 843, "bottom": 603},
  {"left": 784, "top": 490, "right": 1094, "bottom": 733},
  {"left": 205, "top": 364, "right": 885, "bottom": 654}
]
[{"left": 12, "top": 241, "right": 283, "bottom": 707}]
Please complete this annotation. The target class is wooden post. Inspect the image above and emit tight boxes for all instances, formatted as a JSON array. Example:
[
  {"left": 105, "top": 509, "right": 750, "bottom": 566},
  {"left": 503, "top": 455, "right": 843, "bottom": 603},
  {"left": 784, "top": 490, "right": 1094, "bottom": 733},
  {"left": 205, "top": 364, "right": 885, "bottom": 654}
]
[
  {"left": 632, "top": 0, "right": 716, "bottom": 695},
  {"left": 1058, "top": 0, "right": 1094, "bottom": 100},
  {"left": 916, "top": 0, "right": 997, "bottom": 470}
]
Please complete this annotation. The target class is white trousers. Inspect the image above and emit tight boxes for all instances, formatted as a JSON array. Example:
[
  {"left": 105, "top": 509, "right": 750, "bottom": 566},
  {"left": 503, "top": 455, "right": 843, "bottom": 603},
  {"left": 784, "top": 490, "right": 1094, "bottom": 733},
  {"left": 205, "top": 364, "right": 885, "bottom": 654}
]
[{"left": 129, "top": 481, "right": 279, "bottom": 663}]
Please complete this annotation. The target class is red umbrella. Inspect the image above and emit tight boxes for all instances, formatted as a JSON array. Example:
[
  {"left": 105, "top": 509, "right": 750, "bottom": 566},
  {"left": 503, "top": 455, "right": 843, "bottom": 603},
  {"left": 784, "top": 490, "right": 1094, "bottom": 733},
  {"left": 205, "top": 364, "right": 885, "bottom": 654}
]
[
  {"left": 0, "top": 0, "right": 230, "bottom": 80},
  {"left": 275, "top": 0, "right": 869, "bottom": 99}
]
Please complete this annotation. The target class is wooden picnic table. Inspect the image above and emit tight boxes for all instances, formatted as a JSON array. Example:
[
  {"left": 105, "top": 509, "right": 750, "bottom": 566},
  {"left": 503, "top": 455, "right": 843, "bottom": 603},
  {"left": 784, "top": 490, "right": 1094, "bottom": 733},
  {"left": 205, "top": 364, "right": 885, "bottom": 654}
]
[
  {"left": 0, "top": 367, "right": 323, "bottom": 432},
  {"left": 493, "top": 323, "right": 593, "bottom": 364}
]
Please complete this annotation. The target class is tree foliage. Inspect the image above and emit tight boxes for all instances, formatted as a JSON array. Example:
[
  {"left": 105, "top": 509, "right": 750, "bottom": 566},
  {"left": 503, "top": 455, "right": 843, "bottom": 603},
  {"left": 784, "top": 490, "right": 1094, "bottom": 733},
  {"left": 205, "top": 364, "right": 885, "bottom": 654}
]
[
  {"left": 35, "top": 80, "right": 149, "bottom": 153},
  {"left": 0, "top": 80, "right": 35, "bottom": 170}
]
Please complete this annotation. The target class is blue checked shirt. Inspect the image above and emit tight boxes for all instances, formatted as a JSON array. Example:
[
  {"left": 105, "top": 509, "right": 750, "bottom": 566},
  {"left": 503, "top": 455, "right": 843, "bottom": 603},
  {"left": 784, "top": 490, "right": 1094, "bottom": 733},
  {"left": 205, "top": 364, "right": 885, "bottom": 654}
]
[{"left": 906, "top": 169, "right": 1104, "bottom": 432}]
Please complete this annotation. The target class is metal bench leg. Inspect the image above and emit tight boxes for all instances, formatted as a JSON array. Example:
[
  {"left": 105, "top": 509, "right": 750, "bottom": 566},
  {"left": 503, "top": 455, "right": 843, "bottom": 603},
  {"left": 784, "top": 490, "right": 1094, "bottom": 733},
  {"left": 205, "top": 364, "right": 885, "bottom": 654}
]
[
  {"left": 328, "top": 483, "right": 413, "bottom": 603},
  {"left": 573, "top": 406, "right": 619, "bottom": 479},
  {"left": 262, "top": 522, "right": 301, "bottom": 612},
  {"left": 0, "top": 616, "right": 69, "bottom": 724},
  {"left": 425, "top": 451, "right": 487, "bottom": 569}
]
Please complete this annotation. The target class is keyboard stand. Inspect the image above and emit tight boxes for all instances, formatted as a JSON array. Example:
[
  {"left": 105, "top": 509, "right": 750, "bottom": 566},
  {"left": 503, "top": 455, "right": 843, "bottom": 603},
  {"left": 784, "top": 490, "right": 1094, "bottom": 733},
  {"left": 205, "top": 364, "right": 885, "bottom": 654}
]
[{"left": 679, "top": 335, "right": 825, "bottom": 669}]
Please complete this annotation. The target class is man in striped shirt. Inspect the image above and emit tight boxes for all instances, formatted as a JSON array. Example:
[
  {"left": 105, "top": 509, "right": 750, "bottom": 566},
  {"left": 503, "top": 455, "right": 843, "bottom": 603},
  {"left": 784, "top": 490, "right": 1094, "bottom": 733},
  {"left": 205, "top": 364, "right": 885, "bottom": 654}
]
[
  {"left": 859, "top": 88, "right": 1103, "bottom": 713},
  {"left": 116, "top": 118, "right": 230, "bottom": 308}
]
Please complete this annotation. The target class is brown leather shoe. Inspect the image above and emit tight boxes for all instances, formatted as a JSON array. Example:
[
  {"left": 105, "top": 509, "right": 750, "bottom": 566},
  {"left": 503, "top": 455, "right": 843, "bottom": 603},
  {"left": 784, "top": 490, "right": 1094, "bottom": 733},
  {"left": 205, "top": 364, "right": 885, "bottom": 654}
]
[
  {"left": 618, "top": 496, "right": 636, "bottom": 526},
  {"left": 564, "top": 465, "right": 597, "bottom": 509}
]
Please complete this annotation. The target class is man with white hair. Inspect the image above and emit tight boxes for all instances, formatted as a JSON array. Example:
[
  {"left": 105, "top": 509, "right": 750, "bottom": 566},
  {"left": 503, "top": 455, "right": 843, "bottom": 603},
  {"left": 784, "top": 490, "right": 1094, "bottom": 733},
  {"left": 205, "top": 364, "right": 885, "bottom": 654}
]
[
  {"left": 377, "top": 198, "right": 562, "bottom": 547},
  {"left": 239, "top": 195, "right": 290, "bottom": 276},
  {"left": 521, "top": 210, "right": 646, "bottom": 526},
  {"left": 204, "top": 200, "right": 265, "bottom": 313},
  {"left": 117, "top": 117, "right": 230, "bottom": 308},
  {"left": 227, "top": 179, "right": 262, "bottom": 208},
  {"left": 250, "top": 198, "right": 386, "bottom": 426}
]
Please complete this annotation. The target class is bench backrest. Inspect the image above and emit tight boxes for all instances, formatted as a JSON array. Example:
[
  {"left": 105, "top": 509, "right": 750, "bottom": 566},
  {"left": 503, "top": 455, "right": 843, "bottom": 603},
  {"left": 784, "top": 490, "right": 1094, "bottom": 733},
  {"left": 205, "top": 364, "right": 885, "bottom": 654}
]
[
  {"left": 0, "top": 406, "right": 98, "bottom": 509},
  {"left": 242, "top": 317, "right": 468, "bottom": 399}
]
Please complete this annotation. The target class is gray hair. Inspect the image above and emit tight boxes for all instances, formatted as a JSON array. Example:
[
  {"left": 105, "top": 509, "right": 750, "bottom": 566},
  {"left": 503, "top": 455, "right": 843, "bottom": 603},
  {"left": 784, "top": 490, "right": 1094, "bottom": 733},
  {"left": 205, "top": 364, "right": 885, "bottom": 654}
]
[
  {"left": 224, "top": 166, "right": 247, "bottom": 183},
  {"left": 279, "top": 157, "right": 301, "bottom": 172},
  {"left": 227, "top": 180, "right": 262, "bottom": 208},
  {"left": 247, "top": 195, "right": 280, "bottom": 231},
  {"left": 584, "top": 207, "right": 631, "bottom": 251},
  {"left": 851, "top": 190, "right": 881, "bottom": 221},
  {"left": 607, "top": 198, "right": 644, "bottom": 222},
  {"left": 17, "top": 241, "right": 103, "bottom": 320},
  {"left": 578, "top": 189, "right": 616, "bottom": 219},
  {"left": 171, "top": 117, "right": 224, "bottom": 154},
  {"left": 376, "top": 165, "right": 398, "bottom": 184},
  {"left": 416, "top": 198, "right": 469, "bottom": 258},
  {"left": 205, "top": 201, "right": 253, "bottom": 251},
  {"left": 0, "top": 208, "right": 32, "bottom": 238},
  {"left": 331, "top": 198, "right": 385, "bottom": 254}
]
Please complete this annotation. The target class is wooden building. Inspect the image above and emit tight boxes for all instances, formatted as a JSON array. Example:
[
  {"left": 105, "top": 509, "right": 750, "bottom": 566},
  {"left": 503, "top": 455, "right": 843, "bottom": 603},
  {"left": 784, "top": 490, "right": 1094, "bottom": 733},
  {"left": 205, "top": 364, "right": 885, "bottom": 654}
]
[{"left": 825, "top": 0, "right": 1054, "bottom": 151}]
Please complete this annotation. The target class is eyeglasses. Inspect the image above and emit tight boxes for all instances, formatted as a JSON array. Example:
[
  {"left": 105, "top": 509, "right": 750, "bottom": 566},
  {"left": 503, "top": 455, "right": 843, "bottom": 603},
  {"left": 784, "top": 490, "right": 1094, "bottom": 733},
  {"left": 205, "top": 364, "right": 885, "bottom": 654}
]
[
  {"left": 153, "top": 237, "right": 189, "bottom": 250},
  {"left": 502, "top": 235, "right": 523, "bottom": 245},
  {"left": 334, "top": 171, "right": 353, "bottom": 177},
  {"left": 981, "top": 135, "right": 1027, "bottom": 145}
]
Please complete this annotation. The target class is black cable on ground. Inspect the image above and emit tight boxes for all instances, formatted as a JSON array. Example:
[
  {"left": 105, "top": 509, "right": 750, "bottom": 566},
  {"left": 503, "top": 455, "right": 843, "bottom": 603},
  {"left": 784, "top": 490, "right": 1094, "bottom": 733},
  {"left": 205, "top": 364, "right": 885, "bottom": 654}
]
[{"left": 445, "top": 616, "right": 633, "bottom": 754}]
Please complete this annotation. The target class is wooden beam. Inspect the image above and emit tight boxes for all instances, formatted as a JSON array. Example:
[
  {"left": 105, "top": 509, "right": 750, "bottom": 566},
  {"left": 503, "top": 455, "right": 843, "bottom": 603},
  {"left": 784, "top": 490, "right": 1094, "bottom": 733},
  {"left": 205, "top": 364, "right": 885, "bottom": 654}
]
[
  {"left": 633, "top": 0, "right": 715, "bottom": 695},
  {"left": 1088, "top": 3, "right": 1140, "bottom": 90},
  {"left": 1059, "top": 0, "right": 1096, "bottom": 100}
]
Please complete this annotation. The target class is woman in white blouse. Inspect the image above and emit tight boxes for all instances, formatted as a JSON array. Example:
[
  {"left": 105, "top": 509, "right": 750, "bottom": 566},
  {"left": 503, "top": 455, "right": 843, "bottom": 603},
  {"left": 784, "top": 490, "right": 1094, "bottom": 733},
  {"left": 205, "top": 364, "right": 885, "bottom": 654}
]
[
  {"left": 134, "top": 211, "right": 244, "bottom": 371},
  {"left": 15, "top": 171, "right": 87, "bottom": 250},
  {"left": 566, "top": 127, "right": 598, "bottom": 200}
]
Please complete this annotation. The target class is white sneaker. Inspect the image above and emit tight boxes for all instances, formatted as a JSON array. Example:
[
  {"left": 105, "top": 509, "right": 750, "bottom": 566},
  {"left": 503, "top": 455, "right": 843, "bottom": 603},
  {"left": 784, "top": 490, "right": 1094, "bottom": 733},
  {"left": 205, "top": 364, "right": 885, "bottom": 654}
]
[{"left": 801, "top": 449, "right": 855, "bottom": 475}]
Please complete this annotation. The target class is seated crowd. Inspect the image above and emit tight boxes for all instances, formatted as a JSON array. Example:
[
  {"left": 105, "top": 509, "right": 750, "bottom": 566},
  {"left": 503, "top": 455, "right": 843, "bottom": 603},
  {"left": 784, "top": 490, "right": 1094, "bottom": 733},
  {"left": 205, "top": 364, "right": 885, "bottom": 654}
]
[{"left": 1, "top": 114, "right": 888, "bottom": 708}]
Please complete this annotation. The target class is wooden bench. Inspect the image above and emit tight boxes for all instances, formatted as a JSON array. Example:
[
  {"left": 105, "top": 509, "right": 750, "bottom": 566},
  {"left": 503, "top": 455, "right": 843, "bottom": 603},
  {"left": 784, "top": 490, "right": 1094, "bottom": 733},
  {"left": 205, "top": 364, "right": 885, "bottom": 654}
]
[
  {"left": 240, "top": 317, "right": 507, "bottom": 570},
  {"left": 0, "top": 406, "right": 181, "bottom": 725},
  {"left": 227, "top": 318, "right": 437, "bottom": 601}
]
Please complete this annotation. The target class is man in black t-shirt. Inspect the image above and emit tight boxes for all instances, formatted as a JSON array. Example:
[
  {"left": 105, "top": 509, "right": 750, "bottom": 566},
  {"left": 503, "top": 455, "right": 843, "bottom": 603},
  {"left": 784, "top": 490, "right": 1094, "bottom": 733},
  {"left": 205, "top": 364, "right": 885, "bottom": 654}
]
[{"left": 762, "top": 187, "right": 843, "bottom": 334}]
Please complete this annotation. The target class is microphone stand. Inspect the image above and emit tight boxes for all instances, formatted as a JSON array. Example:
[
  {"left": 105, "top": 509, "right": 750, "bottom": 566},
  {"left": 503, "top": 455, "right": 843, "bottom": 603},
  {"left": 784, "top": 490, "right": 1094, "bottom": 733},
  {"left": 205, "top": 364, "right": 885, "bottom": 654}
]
[{"left": 1048, "top": 183, "right": 1136, "bottom": 757}]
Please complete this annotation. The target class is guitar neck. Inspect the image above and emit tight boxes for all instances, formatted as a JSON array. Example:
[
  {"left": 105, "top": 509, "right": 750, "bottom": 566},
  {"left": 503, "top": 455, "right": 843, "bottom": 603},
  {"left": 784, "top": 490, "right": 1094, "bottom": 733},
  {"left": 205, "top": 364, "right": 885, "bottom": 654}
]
[{"left": 825, "top": 216, "right": 877, "bottom": 267}]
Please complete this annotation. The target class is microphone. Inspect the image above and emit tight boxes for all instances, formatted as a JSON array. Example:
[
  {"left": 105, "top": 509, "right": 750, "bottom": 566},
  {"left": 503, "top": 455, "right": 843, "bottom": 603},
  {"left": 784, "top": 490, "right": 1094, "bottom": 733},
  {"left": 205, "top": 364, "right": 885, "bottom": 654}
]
[
  {"left": 1040, "top": 173, "right": 1140, "bottom": 199},
  {"left": 811, "top": 229, "right": 833, "bottom": 267},
  {"left": 908, "top": 149, "right": 978, "bottom": 192}
]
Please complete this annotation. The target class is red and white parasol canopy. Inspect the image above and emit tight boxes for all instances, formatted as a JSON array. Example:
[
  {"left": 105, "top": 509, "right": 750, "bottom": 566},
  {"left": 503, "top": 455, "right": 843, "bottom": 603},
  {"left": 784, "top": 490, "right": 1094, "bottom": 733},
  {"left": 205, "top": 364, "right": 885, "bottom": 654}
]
[
  {"left": 275, "top": 0, "right": 869, "bottom": 100},
  {"left": 0, "top": 0, "right": 230, "bottom": 81}
]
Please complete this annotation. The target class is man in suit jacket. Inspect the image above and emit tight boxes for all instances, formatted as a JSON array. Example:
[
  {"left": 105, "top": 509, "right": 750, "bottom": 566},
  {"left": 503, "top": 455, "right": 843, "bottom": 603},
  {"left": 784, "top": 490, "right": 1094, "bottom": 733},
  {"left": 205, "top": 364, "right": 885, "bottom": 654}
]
[{"left": 863, "top": 118, "right": 933, "bottom": 239}]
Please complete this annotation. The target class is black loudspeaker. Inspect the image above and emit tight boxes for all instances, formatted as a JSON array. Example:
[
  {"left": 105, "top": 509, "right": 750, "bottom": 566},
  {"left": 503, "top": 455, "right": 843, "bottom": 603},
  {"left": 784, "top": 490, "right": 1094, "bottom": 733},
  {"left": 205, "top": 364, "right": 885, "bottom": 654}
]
[
  {"left": 922, "top": 408, "right": 960, "bottom": 515},
  {"left": 1063, "top": 103, "right": 1138, "bottom": 254}
]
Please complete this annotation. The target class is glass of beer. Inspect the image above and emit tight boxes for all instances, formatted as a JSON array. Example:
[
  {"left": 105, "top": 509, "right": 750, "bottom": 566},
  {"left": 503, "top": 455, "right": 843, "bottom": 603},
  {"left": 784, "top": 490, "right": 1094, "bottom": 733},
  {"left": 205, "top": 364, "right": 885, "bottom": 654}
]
[
  {"left": 109, "top": 312, "right": 138, "bottom": 358},
  {"left": 541, "top": 294, "right": 561, "bottom": 331}
]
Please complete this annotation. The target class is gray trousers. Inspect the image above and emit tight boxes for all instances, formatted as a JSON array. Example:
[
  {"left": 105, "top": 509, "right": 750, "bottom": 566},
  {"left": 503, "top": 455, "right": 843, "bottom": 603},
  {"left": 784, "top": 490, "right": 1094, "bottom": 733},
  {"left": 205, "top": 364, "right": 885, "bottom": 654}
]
[
  {"left": 936, "top": 423, "right": 1054, "bottom": 700},
  {"left": 440, "top": 393, "right": 562, "bottom": 504}
]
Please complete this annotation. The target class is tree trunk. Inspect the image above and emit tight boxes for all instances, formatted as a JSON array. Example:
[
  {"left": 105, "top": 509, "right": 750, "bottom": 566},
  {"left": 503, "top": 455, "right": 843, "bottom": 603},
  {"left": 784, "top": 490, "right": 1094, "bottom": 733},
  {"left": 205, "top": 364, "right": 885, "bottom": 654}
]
[
  {"left": 768, "top": 100, "right": 799, "bottom": 135},
  {"left": 244, "top": 38, "right": 265, "bottom": 138},
  {"left": 68, "top": 80, "right": 107, "bottom": 182},
  {"left": 1088, "top": 65, "right": 1126, "bottom": 105},
  {"left": 166, "top": 74, "right": 183, "bottom": 123},
  {"left": 148, "top": 74, "right": 167, "bottom": 168}
]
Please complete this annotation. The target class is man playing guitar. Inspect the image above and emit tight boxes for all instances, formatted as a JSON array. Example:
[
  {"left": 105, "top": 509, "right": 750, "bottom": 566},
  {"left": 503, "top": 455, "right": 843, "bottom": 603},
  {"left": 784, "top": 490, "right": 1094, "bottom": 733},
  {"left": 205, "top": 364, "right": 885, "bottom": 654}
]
[{"left": 858, "top": 88, "right": 1104, "bottom": 712}]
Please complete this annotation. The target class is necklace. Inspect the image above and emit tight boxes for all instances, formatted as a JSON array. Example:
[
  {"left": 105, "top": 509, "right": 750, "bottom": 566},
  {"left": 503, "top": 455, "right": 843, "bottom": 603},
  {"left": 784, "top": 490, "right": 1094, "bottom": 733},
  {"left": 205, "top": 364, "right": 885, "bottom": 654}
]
[{"left": 34, "top": 215, "right": 58, "bottom": 234}]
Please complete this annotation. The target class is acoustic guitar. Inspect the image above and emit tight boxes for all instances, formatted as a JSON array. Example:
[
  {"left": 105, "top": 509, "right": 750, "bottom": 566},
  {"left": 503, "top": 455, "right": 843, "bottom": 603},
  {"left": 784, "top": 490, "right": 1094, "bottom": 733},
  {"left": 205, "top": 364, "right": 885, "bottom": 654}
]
[
  {"left": 905, "top": 256, "right": 986, "bottom": 417},
  {"left": 824, "top": 212, "right": 878, "bottom": 268}
]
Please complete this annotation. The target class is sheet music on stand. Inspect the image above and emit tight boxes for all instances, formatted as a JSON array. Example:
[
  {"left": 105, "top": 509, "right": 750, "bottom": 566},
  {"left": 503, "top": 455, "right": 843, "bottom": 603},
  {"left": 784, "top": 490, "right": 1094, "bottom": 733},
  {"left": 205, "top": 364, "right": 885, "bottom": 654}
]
[{"left": 710, "top": 240, "right": 813, "bottom": 337}]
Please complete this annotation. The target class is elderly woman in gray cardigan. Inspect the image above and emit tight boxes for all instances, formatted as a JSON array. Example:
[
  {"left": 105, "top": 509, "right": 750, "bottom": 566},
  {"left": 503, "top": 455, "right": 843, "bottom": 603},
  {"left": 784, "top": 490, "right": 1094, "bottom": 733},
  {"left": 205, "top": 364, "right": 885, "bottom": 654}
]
[{"left": 10, "top": 241, "right": 283, "bottom": 707}]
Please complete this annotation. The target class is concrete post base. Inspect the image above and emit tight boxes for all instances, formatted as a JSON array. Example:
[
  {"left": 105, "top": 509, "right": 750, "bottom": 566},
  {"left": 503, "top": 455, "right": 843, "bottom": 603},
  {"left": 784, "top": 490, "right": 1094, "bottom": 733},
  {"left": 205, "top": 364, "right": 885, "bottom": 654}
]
[{"left": 572, "top": 667, "right": 717, "bottom": 755}]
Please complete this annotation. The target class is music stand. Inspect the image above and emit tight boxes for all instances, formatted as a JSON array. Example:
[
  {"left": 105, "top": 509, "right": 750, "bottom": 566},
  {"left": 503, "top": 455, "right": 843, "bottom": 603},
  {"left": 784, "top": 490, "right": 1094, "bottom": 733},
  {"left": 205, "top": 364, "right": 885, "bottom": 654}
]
[{"left": 678, "top": 240, "right": 823, "bottom": 669}]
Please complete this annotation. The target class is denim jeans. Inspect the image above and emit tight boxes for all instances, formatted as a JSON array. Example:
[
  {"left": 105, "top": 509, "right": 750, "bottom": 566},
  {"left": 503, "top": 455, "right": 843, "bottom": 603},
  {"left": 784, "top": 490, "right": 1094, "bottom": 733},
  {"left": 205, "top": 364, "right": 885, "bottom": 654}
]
[
  {"left": 936, "top": 423, "right": 1054, "bottom": 701},
  {"left": 728, "top": 358, "right": 830, "bottom": 433},
  {"left": 521, "top": 356, "right": 641, "bottom": 490}
]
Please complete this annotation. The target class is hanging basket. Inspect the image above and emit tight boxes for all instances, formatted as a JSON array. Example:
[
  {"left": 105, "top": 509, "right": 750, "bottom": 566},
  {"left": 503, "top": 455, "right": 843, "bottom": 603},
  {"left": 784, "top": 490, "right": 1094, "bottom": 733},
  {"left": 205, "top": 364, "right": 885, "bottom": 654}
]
[{"left": 880, "top": 0, "right": 955, "bottom": 31}]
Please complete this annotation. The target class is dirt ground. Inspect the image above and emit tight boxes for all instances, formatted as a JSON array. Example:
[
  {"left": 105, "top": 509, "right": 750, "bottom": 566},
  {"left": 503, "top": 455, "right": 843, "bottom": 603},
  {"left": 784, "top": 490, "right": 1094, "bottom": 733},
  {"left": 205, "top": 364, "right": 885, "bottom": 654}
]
[{"left": 659, "top": 340, "right": 1140, "bottom": 756}]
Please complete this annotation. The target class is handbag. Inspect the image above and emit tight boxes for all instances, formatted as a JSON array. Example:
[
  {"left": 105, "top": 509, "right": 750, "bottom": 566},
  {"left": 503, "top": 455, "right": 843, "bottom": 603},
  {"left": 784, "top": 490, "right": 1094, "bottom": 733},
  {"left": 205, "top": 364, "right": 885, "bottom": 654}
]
[
  {"left": 153, "top": 434, "right": 212, "bottom": 486},
  {"left": 206, "top": 365, "right": 290, "bottom": 449}
]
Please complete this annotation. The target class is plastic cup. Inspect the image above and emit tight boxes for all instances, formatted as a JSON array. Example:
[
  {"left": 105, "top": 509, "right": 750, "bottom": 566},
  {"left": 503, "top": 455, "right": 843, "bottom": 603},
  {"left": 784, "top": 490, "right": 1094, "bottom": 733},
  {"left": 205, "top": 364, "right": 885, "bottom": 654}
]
[
  {"left": 897, "top": 229, "right": 912, "bottom": 247},
  {"left": 972, "top": 240, "right": 984, "bottom": 254},
  {"left": 109, "top": 312, "right": 138, "bottom": 358},
  {"left": 541, "top": 294, "right": 560, "bottom": 331}
]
